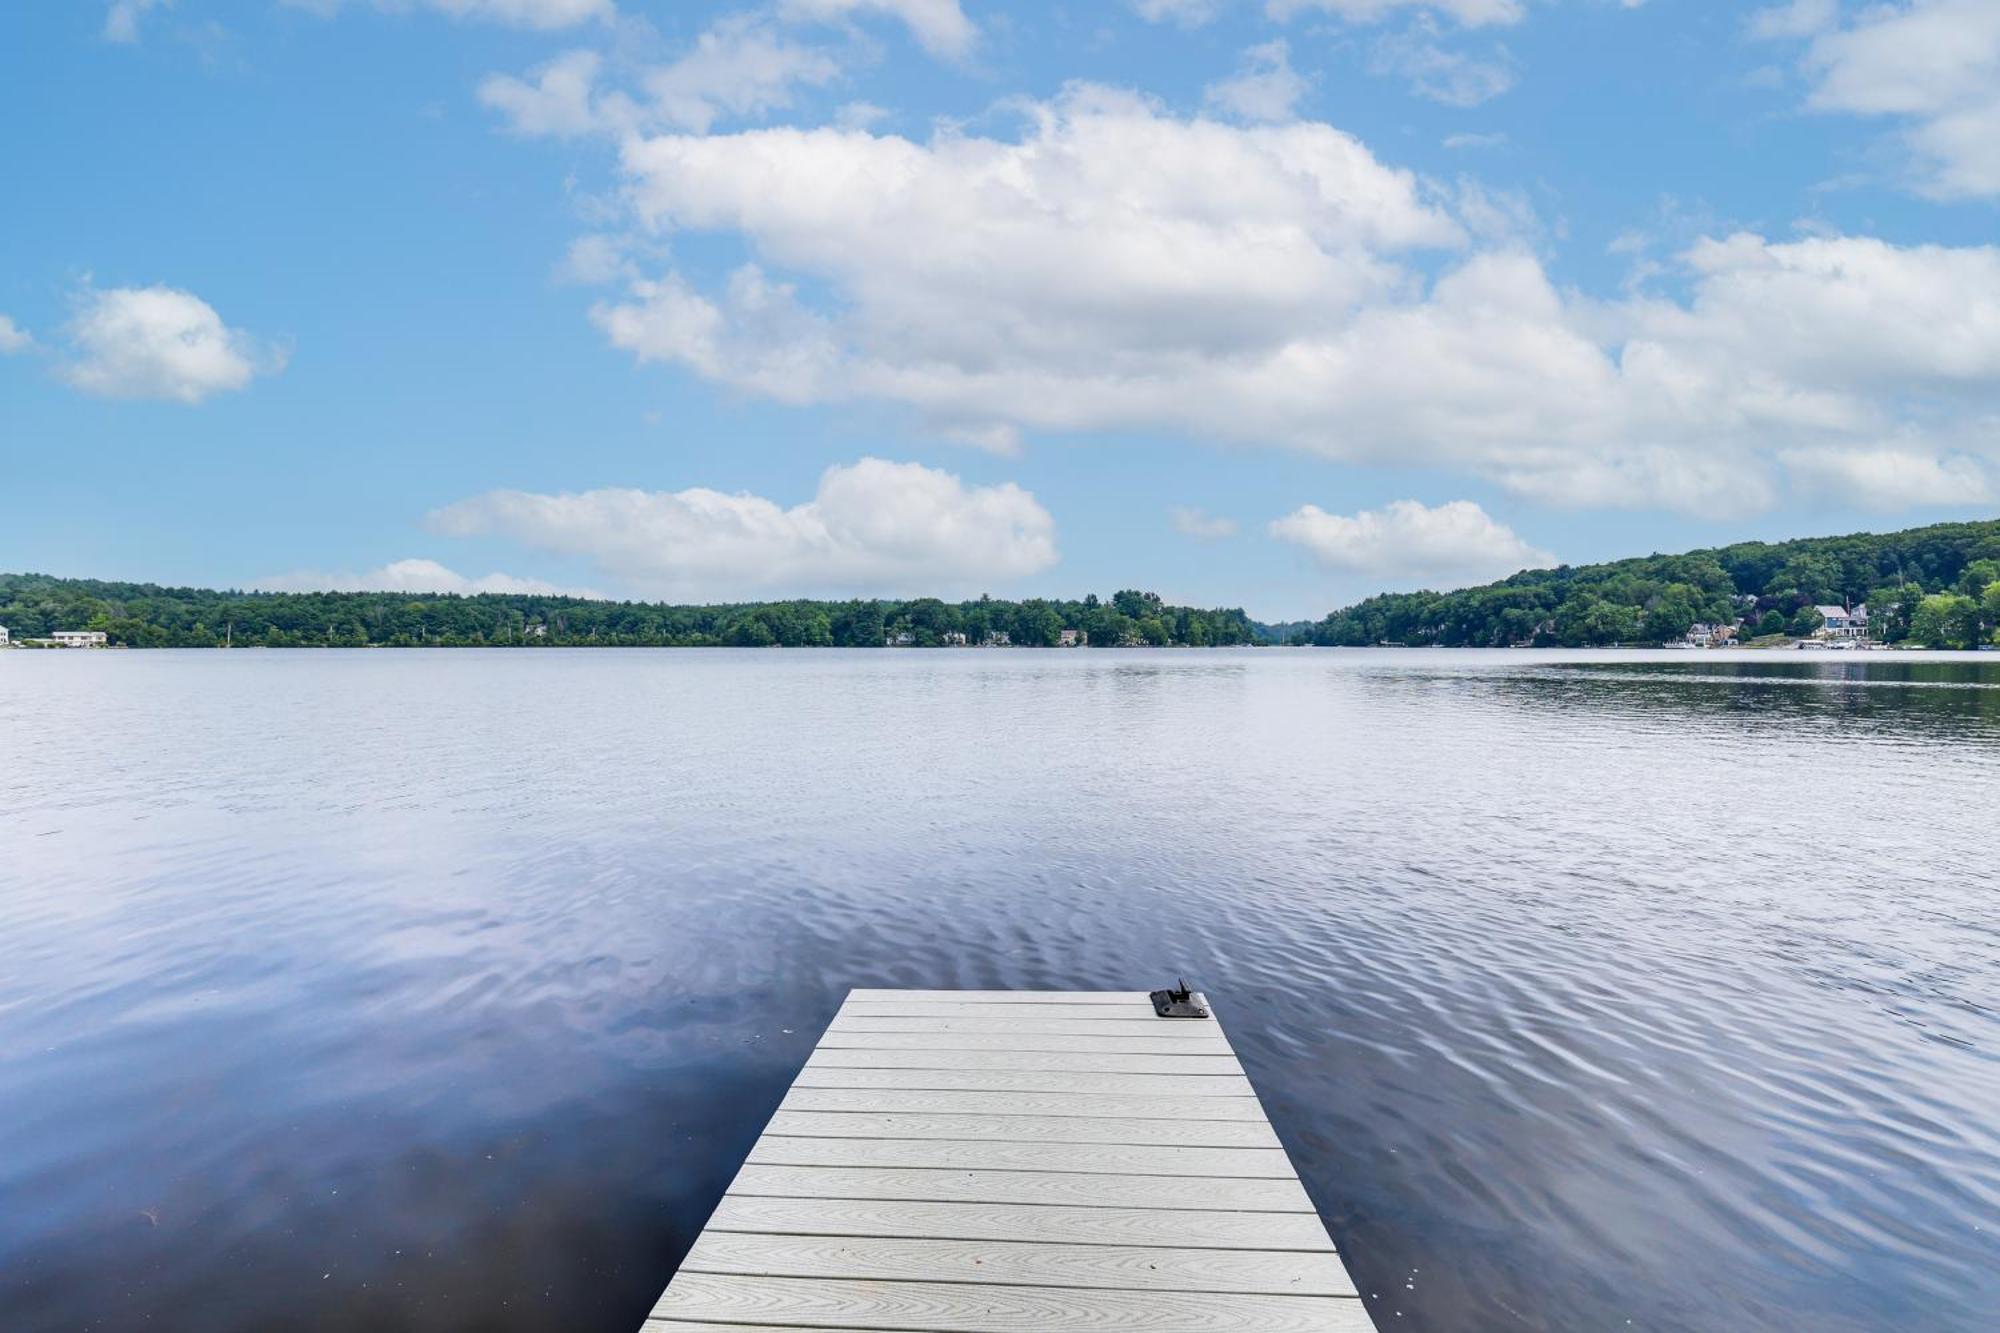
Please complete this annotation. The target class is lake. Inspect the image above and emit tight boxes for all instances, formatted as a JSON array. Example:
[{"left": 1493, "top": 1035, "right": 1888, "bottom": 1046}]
[{"left": 2, "top": 648, "right": 1996, "bottom": 1331}]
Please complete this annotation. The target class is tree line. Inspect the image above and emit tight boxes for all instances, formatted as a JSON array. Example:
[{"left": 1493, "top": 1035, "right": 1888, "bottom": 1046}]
[
  {"left": 1299, "top": 519, "right": 2000, "bottom": 649},
  {"left": 0, "top": 577, "right": 1271, "bottom": 650}
]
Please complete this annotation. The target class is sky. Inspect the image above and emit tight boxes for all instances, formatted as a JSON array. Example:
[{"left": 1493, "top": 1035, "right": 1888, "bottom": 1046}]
[{"left": 2, "top": 0, "right": 1997, "bottom": 620}]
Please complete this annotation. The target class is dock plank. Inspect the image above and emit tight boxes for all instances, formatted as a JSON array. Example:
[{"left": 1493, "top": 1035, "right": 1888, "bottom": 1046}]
[
  {"left": 778, "top": 1086, "right": 1269, "bottom": 1121},
  {"left": 679, "top": 1231, "right": 1357, "bottom": 1296},
  {"left": 828, "top": 1016, "right": 1230, "bottom": 1039},
  {"left": 748, "top": 1135, "right": 1300, "bottom": 1178},
  {"left": 805, "top": 1049, "right": 1244, "bottom": 1075},
  {"left": 816, "top": 1030, "right": 1237, "bottom": 1055},
  {"left": 845, "top": 990, "right": 1153, "bottom": 1003},
  {"left": 650, "top": 1273, "right": 1373, "bottom": 1332},
  {"left": 766, "top": 1108, "right": 1282, "bottom": 1148},
  {"left": 641, "top": 989, "right": 1371, "bottom": 1332},
  {"left": 839, "top": 1001, "right": 1163, "bottom": 1021},
  {"left": 725, "top": 1164, "right": 1317, "bottom": 1212},
  {"left": 702, "top": 1196, "right": 1337, "bottom": 1252},
  {"left": 789, "top": 1066, "right": 1259, "bottom": 1097}
]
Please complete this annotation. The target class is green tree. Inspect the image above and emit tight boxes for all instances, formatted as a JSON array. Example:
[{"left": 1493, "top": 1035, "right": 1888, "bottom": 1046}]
[
  {"left": 1910, "top": 594, "right": 1975, "bottom": 649},
  {"left": 725, "top": 615, "right": 776, "bottom": 647},
  {"left": 1957, "top": 559, "right": 1999, "bottom": 598},
  {"left": 1642, "top": 590, "right": 1697, "bottom": 644},
  {"left": 830, "top": 600, "right": 884, "bottom": 647},
  {"left": 1864, "top": 584, "right": 1920, "bottom": 642}
]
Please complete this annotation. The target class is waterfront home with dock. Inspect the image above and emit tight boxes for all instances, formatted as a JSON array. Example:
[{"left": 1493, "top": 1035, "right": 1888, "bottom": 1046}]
[{"left": 1815, "top": 605, "right": 1868, "bottom": 642}]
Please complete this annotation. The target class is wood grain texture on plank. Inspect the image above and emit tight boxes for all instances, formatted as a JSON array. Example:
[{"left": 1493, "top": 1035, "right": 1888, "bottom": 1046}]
[
  {"left": 789, "top": 1066, "right": 1259, "bottom": 1097},
  {"left": 702, "top": 1195, "right": 1337, "bottom": 1252},
  {"left": 805, "top": 1049, "right": 1243, "bottom": 1075},
  {"left": 838, "top": 1002, "right": 1165, "bottom": 1021},
  {"left": 651, "top": 1273, "right": 1371, "bottom": 1333},
  {"left": 679, "top": 1231, "right": 1357, "bottom": 1297},
  {"left": 816, "top": 1031, "right": 1235, "bottom": 1056},
  {"left": 829, "top": 1016, "right": 1227, "bottom": 1039},
  {"left": 748, "top": 1135, "right": 1300, "bottom": 1179},
  {"left": 766, "top": 1109, "right": 1282, "bottom": 1148},
  {"left": 778, "top": 1086, "right": 1269, "bottom": 1121},
  {"left": 726, "top": 1164, "right": 1317, "bottom": 1212},
  {"left": 844, "top": 990, "right": 1154, "bottom": 1003}
]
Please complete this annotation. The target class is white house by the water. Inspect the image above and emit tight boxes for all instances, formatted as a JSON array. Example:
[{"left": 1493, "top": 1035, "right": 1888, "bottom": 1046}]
[{"left": 1816, "top": 605, "right": 1868, "bottom": 641}]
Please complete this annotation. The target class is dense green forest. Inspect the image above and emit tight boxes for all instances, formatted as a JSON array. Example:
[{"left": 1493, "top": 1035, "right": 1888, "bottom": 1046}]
[
  {"left": 1302, "top": 519, "right": 2000, "bottom": 649},
  {"left": 0, "top": 576, "right": 1270, "bottom": 649},
  {"left": 9, "top": 520, "right": 1999, "bottom": 651}
]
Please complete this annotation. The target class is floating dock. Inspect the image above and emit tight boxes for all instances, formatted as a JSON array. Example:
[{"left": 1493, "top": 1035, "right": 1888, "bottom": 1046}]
[{"left": 642, "top": 987, "right": 1376, "bottom": 1332}]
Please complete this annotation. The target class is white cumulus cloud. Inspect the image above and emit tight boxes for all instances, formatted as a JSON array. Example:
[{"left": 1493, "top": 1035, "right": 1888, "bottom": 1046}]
[
  {"left": 580, "top": 82, "right": 2000, "bottom": 516},
  {"left": 599, "top": 84, "right": 1462, "bottom": 441},
  {"left": 426, "top": 458, "right": 1059, "bottom": 599},
  {"left": 254, "top": 559, "right": 594, "bottom": 597},
  {"left": 1370, "top": 27, "right": 1516, "bottom": 106},
  {"left": 481, "top": 17, "right": 843, "bottom": 138},
  {"left": 103, "top": 0, "right": 169, "bottom": 43},
  {"left": 641, "top": 17, "right": 843, "bottom": 133},
  {"left": 1170, "top": 507, "right": 1240, "bottom": 540},
  {"left": 0, "top": 314, "right": 32, "bottom": 354},
  {"left": 61, "top": 284, "right": 281, "bottom": 404},
  {"left": 1779, "top": 446, "right": 1992, "bottom": 509},
  {"left": 1270, "top": 499, "right": 1553, "bottom": 587},
  {"left": 1133, "top": 0, "right": 1221, "bottom": 26},
  {"left": 1757, "top": 0, "right": 2000, "bottom": 198},
  {"left": 1204, "top": 41, "right": 1310, "bottom": 122},
  {"left": 778, "top": 0, "right": 977, "bottom": 59},
  {"left": 480, "top": 49, "right": 606, "bottom": 137}
]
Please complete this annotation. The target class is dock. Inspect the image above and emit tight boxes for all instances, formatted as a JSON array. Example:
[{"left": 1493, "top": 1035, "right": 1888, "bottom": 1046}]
[{"left": 642, "top": 987, "right": 1376, "bottom": 1332}]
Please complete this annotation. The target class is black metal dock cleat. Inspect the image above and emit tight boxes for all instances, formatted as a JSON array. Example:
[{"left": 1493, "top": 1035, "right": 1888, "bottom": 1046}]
[{"left": 1149, "top": 979, "right": 1210, "bottom": 1018}]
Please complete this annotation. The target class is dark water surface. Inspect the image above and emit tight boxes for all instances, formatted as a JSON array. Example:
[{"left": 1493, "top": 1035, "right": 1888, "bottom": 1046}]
[{"left": 3, "top": 649, "right": 1997, "bottom": 1332}]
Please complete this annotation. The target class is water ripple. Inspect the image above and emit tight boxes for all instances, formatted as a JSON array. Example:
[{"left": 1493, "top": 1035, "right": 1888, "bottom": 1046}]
[{"left": 0, "top": 648, "right": 1995, "bottom": 1331}]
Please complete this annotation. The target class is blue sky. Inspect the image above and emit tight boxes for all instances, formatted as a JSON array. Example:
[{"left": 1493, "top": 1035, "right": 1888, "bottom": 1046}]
[{"left": 2, "top": 0, "right": 1997, "bottom": 619}]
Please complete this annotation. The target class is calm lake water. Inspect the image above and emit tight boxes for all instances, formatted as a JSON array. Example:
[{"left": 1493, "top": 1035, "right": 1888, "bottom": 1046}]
[{"left": 2, "top": 648, "right": 1997, "bottom": 1331}]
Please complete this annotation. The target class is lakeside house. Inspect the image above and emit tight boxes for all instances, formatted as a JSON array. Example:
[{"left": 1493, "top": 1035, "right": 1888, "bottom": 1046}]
[
  {"left": 940, "top": 631, "right": 969, "bottom": 646},
  {"left": 29, "top": 630, "right": 110, "bottom": 648},
  {"left": 884, "top": 631, "right": 915, "bottom": 647},
  {"left": 1058, "top": 628, "right": 1086, "bottom": 647},
  {"left": 981, "top": 630, "right": 1011, "bottom": 647},
  {"left": 1816, "top": 605, "right": 1868, "bottom": 641},
  {"left": 0, "top": 626, "right": 9, "bottom": 647}
]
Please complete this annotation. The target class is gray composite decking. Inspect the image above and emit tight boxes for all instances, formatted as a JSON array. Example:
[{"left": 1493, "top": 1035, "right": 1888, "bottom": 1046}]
[
  {"left": 640, "top": 984, "right": 1376, "bottom": 1328},
  {"left": 642, "top": 989, "right": 1377, "bottom": 1332}
]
